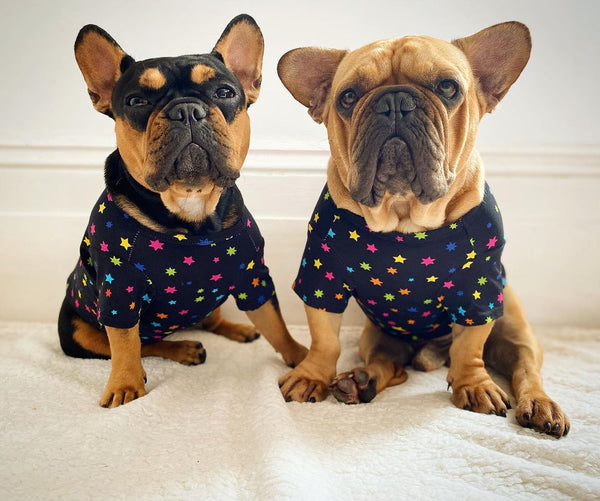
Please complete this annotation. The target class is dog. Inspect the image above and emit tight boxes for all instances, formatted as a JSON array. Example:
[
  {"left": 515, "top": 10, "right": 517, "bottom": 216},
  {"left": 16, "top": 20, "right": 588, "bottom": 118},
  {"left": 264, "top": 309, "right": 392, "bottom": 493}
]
[
  {"left": 58, "top": 14, "right": 307, "bottom": 408},
  {"left": 277, "top": 22, "right": 570, "bottom": 437}
]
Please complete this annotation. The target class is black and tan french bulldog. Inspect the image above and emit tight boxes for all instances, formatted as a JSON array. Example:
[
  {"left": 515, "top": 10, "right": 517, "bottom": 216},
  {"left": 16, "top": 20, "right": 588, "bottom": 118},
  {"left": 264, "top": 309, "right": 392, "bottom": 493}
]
[
  {"left": 58, "top": 15, "right": 307, "bottom": 408},
  {"left": 277, "top": 22, "right": 569, "bottom": 437}
]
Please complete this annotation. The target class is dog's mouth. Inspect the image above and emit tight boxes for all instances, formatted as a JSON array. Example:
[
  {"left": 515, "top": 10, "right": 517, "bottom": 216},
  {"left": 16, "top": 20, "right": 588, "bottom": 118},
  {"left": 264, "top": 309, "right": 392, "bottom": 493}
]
[
  {"left": 145, "top": 141, "right": 239, "bottom": 193},
  {"left": 348, "top": 87, "right": 453, "bottom": 207}
]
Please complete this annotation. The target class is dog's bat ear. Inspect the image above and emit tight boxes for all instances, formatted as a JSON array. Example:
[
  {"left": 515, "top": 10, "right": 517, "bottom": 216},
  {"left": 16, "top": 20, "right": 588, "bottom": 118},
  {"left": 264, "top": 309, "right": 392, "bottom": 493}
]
[
  {"left": 213, "top": 14, "right": 264, "bottom": 107},
  {"left": 453, "top": 21, "right": 531, "bottom": 114},
  {"left": 277, "top": 47, "right": 348, "bottom": 124},
  {"left": 74, "top": 25, "right": 134, "bottom": 117}
]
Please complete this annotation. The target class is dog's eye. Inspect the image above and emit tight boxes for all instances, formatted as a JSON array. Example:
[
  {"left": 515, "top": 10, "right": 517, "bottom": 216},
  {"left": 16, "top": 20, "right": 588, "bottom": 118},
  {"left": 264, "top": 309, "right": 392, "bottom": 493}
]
[
  {"left": 339, "top": 89, "right": 358, "bottom": 109},
  {"left": 127, "top": 96, "right": 150, "bottom": 107},
  {"left": 436, "top": 79, "right": 459, "bottom": 100},
  {"left": 214, "top": 86, "right": 236, "bottom": 99}
]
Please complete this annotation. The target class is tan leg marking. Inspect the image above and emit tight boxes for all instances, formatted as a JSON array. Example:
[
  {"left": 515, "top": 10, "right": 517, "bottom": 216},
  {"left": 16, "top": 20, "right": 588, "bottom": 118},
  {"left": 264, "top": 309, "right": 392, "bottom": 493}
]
[
  {"left": 99, "top": 324, "right": 147, "bottom": 408},
  {"left": 278, "top": 305, "right": 341, "bottom": 402},
  {"left": 202, "top": 306, "right": 260, "bottom": 343},
  {"left": 484, "top": 284, "right": 570, "bottom": 437},
  {"left": 447, "top": 322, "right": 511, "bottom": 416},
  {"left": 245, "top": 299, "right": 308, "bottom": 367}
]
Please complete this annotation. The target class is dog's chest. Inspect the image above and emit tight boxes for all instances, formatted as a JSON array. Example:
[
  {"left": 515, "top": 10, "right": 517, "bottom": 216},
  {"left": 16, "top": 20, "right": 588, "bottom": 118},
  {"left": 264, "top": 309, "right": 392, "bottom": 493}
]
[{"left": 294, "top": 186, "right": 506, "bottom": 339}]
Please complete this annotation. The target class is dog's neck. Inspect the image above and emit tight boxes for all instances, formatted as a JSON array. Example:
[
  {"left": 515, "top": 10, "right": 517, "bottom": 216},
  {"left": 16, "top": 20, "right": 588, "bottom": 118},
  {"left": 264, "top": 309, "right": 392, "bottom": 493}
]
[
  {"left": 327, "top": 151, "right": 485, "bottom": 233},
  {"left": 104, "top": 150, "right": 243, "bottom": 234}
]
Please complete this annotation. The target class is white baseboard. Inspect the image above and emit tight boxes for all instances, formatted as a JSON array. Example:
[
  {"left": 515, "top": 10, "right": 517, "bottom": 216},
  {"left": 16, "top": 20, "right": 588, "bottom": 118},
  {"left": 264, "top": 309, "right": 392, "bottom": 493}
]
[{"left": 1, "top": 144, "right": 599, "bottom": 327}]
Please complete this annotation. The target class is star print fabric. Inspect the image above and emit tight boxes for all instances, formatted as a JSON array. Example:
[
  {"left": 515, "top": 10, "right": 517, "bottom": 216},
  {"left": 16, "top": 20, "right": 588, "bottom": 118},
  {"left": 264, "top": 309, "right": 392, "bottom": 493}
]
[
  {"left": 66, "top": 190, "right": 275, "bottom": 343},
  {"left": 293, "top": 184, "right": 506, "bottom": 340}
]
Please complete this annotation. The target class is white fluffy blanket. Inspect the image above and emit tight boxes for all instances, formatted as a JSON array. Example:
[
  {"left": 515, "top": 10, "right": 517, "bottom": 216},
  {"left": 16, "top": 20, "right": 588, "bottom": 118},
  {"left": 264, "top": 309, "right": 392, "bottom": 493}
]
[{"left": 1, "top": 321, "right": 599, "bottom": 500}]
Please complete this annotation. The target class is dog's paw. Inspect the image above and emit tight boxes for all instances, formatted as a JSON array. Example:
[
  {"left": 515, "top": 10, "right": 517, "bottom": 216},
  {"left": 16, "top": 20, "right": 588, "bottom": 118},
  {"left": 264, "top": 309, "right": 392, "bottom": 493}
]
[
  {"left": 170, "top": 341, "right": 207, "bottom": 366},
  {"left": 278, "top": 365, "right": 330, "bottom": 403},
  {"left": 515, "top": 394, "right": 570, "bottom": 438},
  {"left": 329, "top": 369, "right": 377, "bottom": 404},
  {"left": 449, "top": 377, "right": 511, "bottom": 416},
  {"left": 281, "top": 343, "right": 309, "bottom": 369},
  {"left": 210, "top": 321, "right": 260, "bottom": 343},
  {"left": 99, "top": 366, "right": 147, "bottom": 408}
]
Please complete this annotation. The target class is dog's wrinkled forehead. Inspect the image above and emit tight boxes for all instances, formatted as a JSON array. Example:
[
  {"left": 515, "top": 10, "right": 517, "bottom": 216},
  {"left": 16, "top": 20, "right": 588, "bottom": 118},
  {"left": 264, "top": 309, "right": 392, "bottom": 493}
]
[
  {"left": 333, "top": 37, "right": 472, "bottom": 96},
  {"left": 112, "top": 53, "right": 245, "bottom": 130}
]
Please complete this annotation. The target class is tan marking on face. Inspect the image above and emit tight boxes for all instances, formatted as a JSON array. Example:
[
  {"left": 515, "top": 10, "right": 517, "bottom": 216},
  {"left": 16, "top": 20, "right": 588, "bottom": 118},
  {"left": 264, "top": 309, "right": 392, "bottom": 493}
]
[
  {"left": 115, "top": 118, "right": 149, "bottom": 187},
  {"left": 190, "top": 64, "right": 216, "bottom": 84},
  {"left": 139, "top": 68, "right": 166, "bottom": 89}
]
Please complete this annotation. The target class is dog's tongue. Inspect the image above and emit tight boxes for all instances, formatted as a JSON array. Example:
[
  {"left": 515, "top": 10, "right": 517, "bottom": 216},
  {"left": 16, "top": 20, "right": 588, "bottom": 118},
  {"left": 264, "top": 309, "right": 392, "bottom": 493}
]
[{"left": 174, "top": 143, "right": 209, "bottom": 179}]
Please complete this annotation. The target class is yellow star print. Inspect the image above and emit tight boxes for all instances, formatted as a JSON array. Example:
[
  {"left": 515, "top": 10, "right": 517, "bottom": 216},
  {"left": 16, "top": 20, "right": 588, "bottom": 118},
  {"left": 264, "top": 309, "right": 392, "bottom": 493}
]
[
  {"left": 393, "top": 254, "right": 407, "bottom": 264},
  {"left": 120, "top": 237, "right": 131, "bottom": 250},
  {"left": 349, "top": 230, "right": 360, "bottom": 241},
  {"left": 314, "top": 258, "right": 322, "bottom": 269}
]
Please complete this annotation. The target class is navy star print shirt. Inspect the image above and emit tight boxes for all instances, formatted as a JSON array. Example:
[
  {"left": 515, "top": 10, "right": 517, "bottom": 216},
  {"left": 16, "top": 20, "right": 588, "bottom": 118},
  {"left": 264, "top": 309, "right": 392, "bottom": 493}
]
[
  {"left": 66, "top": 190, "right": 275, "bottom": 343},
  {"left": 293, "top": 184, "right": 506, "bottom": 340}
]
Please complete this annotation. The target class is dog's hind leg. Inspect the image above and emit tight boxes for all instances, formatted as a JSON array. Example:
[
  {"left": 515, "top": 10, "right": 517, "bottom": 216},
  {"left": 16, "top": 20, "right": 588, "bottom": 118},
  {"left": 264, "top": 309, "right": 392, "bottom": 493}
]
[
  {"left": 58, "top": 297, "right": 206, "bottom": 365},
  {"left": 330, "top": 319, "right": 412, "bottom": 404},
  {"left": 483, "top": 284, "right": 570, "bottom": 437},
  {"left": 202, "top": 306, "right": 260, "bottom": 343}
]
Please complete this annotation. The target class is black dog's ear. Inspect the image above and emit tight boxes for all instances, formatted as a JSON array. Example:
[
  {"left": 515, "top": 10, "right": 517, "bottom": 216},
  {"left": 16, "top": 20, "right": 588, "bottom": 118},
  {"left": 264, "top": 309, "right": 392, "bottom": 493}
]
[
  {"left": 74, "top": 25, "right": 134, "bottom": 117},
  {"left": 453, "top": 22, "right": 531, "bottom": 114},
  {"left": 277, "top": 47, "right": 348, "bottom": 124},
  {"left": 213, "top": 14, "right": 264, "bottom": 106}
]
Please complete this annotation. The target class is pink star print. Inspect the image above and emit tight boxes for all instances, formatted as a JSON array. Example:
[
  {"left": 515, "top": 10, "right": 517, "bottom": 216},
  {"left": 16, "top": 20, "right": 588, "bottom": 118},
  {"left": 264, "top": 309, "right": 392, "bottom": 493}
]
[
  {"left": 210, "top": 274, "right": 222, "bottom": 282},
  {"left": 487, "top": 236, "right": 498, "bottom": 249},
  {"left": 179, "top": 310, "right": 189, "bottom": 315},
  {"left": 443, "top": 281, "right": 454, "bottom": 289},
  {"left": 149, "top": 239, "right": 164, "bottom": 251},
  {"left": 126, "top": 286, "right": 134, "bottom": 293},
  {"left": 421, "top": 256, "right": 435, "bottom": 266},
  {"left": 497, "top": 292, "right": 504, "bottom": 303},
  {"left": 325, "top": 271, "right": 335, "bottom": 281},
  {"left": 183, "top": 256, "right": 195, "bottom": 265},
  {"left": 395, "top": 236, "right": 404, "bottom": 242},
  {"left": 164, "top": 286, "right": 177, "bottom": 294},
  {"left": 321, "top": 243, "right": 331, "bottom": 252},
  {"left": 100, "top": 241, "right": 109, "bottom": 252},
  {"left": 90, "top": 224, "right": 96, "bottom": 235},
  {"left": 213, "top": 257, "right": 220, "bottom": 263},
  {"left": 366, "top": 243, "right": 378, "bottom": 253}
]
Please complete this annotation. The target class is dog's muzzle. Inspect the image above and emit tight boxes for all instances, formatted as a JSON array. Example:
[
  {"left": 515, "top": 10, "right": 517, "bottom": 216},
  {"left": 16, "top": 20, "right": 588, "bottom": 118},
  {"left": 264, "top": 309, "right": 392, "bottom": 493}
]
[
  {"left": 349, "top": 86, "right": 451, "bottom": 207},
  {"left": 145, "top": 99, "right": 239, "bottom": 191}
]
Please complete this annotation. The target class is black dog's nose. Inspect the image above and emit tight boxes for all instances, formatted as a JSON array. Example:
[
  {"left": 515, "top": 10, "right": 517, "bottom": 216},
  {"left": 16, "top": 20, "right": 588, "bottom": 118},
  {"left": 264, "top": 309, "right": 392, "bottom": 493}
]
[
  {"left": 166, "top": 102, "right": 208, "bottom": 123},
  {"left": 374, "top": 91, "right": 416, "bottom": 118}
]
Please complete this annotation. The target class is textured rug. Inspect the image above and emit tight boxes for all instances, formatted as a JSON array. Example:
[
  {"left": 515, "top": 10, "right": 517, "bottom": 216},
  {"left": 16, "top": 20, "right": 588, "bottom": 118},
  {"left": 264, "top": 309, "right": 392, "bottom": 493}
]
[{"left": 1, "top": 321, "right": 598, "bottom": 500}]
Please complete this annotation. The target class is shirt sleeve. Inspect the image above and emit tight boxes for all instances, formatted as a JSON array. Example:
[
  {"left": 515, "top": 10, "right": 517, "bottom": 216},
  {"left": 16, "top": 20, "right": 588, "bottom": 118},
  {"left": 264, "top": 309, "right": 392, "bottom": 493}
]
[
  {"left": 231, "top": 225, "right": 276, "bottom": 311},
  {"left": 450, "top": 235, "right": 506, "bottom": 327},
  {"left": 293, "top": 228, "right": 353, "bottom": 313}
]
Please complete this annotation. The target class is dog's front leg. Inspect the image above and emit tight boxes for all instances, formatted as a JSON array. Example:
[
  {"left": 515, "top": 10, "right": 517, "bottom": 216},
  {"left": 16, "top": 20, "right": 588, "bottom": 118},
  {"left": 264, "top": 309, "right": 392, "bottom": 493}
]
[
  {"left": 278, "top": 305, "right": 342, "bottom": 402},
  {"left": 245, "top": 299, "right": 308, "bottom": 368},
  {"left": 99, "top": 325, "right": 147, "bottom": 408},
  {"left": 447, "top": 322, "right": 511, "bottom": 416}
]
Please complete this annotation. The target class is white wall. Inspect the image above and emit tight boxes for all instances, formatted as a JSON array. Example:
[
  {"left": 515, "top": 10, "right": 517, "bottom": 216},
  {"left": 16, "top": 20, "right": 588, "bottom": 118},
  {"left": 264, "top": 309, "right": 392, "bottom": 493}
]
[{"left": 1, "top": 0, "right": 599, "bottom": 328}]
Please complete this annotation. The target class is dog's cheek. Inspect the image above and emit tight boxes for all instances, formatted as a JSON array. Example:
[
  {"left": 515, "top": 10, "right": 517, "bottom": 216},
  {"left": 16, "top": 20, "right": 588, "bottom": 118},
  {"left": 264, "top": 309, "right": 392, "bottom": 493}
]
[
  {"left": 115, "top": 118, "right": 149, "bottom": 188},
  {"left": 225, "top": 109, "right": 250, "bottom": 170},
  {"left": 445, "top": 96, "right": 479, "bottom": 177}
]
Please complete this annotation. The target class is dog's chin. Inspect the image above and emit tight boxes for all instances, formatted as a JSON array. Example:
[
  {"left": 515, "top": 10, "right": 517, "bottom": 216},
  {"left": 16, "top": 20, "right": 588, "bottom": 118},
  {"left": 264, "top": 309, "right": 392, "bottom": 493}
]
[
  {"left": 145, "top": 142, "right": 240, "bottom": 193},
  {"left": 349, "top": 137, "right": 451, "bottom": 207}
]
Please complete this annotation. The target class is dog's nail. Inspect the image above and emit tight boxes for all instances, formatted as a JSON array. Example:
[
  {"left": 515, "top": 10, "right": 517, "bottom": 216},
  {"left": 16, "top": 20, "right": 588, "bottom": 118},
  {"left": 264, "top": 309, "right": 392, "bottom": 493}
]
[
  {"left": 544, "top": 421, "right": 552, "bottom": 433},
  {"left": 285, "top": 396, "right": 292, "bottom": 402},
  {"left": 500, "top": 409, "right": 507, "bottom": 418},
  {"left": 309, "top": 397, "right": 316, "bottom": 403},
  {"left": 564, "top": 424, "right": 570, "bottom": 436},
  {"left": 463, "top": 405, "right": 470, "bottom": 411},
  {"left": 523, "top": 412, "right": 531, "bottom": 423},
  {"left": 506, "top": 401, "right": 512, "bottom": 410},
  {"left": 447, "top": 382, "right": 452, "bottom": 391},
  {"left": 552, "top": 423, "right": 561, "bottom": 433}
]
